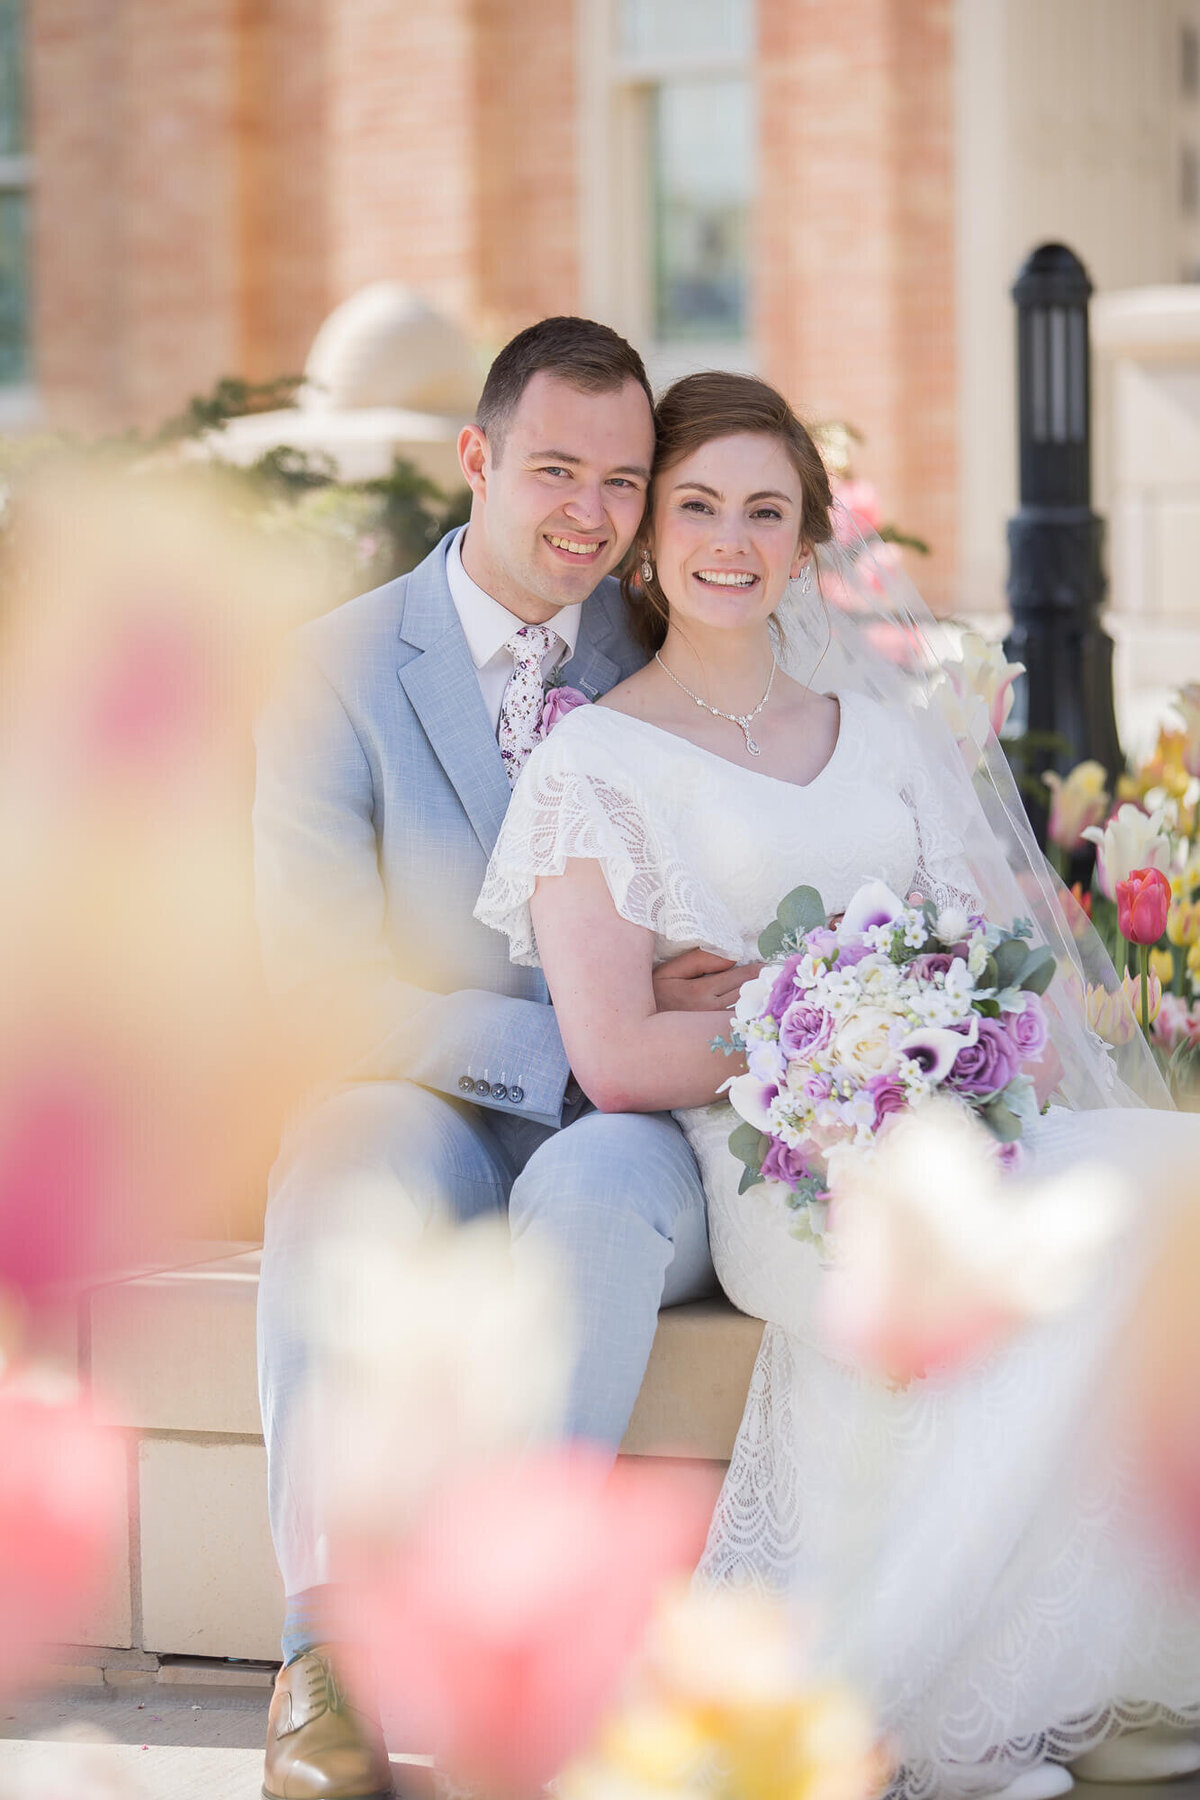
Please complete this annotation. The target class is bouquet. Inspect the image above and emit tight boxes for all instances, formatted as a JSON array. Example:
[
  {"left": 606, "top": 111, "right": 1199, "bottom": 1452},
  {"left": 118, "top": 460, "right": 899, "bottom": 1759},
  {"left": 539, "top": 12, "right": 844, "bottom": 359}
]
[{"left": 718, "top": 879, "right": 1057, "bottom": 1243}]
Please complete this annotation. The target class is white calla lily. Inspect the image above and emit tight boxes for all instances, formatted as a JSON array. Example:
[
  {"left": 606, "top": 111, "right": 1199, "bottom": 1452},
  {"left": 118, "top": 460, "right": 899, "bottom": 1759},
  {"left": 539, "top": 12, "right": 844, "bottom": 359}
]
[
  {"left": 724, "top": 1072, "right": 776, "bottom": 1132},
  {"left": 838, "top": 879, "right": 908, "bottom": 941}
]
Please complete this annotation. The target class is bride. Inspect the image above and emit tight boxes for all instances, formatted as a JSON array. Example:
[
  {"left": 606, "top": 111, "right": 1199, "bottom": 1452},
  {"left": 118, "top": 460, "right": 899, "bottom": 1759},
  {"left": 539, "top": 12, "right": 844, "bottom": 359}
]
[{"left": 474, "top": 371, "right": 1200, "bottom": 1800}]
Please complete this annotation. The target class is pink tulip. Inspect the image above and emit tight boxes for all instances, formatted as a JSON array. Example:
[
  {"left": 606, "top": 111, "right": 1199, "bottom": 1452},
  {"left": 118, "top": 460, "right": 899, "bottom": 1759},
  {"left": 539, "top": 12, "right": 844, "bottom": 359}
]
[
  {"left": 334, "top": 1448, "right": 715, "bottom": 1795},
  {"left": 0, "top": 1383, "right": 127, "bottom": 1692},
  {"left": 1116, "top": 866, "right": 1171, "bottom": 946}
]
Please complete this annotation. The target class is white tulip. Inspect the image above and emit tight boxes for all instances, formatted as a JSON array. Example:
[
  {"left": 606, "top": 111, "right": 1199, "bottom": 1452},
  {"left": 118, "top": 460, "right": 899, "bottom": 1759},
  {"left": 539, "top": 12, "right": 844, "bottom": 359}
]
[{"left": 1081, "top": 801, "right": 1173, "bottom": 900}]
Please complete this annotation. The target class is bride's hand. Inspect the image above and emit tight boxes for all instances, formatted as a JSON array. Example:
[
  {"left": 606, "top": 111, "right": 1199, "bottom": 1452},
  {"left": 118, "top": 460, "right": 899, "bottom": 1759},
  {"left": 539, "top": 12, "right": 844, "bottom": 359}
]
[{"left": 654, "top": 949, "right": 762, "bottom": 1012}]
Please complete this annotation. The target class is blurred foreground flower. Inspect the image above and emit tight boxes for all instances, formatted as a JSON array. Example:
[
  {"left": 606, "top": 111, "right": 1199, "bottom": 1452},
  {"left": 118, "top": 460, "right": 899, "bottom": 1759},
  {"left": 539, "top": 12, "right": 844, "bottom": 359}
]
[
  {"left": 0, "top": 1379, "right": 126, "bottom": 1693},
  {"left": 819, "top": 1103, "right": 1129, "bottom": 1384},
  {"left": 561, "top": 1584, "right": 887, "bottom": 1800},
  {"left": 309, "top": 1214, "right": 574, "bottom": 1535},
  {"left": 1117, "top": 1194, "right": 1200, "bottom": 1577},
  {"left": 0, "top": 461, "right": 349, "bottom": 1290},
  {"left": 333, "top": 1448, "right": 715, "bottom": 1797},
  {"left": 0, "top": 1732, "right": 141, "bottom": 1799}
]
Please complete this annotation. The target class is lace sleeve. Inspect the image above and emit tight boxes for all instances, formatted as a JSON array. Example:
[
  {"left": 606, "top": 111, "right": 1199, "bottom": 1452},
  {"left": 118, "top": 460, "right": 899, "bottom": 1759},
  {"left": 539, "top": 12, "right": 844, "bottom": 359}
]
[{"left": 473, "top": 726, "right": 726, "bottom": 966}]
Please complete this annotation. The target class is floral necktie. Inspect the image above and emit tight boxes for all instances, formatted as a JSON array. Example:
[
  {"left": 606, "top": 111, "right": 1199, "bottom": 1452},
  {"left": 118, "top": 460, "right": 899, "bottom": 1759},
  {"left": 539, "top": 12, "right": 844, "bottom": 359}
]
[{"left": 498, "top": 624, "right": 557, "bottom": 786}]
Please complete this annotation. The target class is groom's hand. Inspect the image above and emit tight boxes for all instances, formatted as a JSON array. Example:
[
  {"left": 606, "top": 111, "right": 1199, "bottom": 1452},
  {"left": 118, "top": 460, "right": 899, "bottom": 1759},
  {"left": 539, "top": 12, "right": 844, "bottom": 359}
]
[{"left": 653, "top": 949, "right": 761, "bottom": 1012}]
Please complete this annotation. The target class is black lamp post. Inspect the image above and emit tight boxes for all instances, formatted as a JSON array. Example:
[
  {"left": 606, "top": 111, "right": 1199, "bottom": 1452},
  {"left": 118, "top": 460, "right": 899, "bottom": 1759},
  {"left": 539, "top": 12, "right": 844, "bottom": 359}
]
[{"left": 1004, "top": 244, "right": 1122, "bottom": 834}]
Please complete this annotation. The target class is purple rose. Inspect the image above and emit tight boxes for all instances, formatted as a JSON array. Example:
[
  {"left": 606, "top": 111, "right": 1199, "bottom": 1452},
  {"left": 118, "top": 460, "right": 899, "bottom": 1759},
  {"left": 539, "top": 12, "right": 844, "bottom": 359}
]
[
  {"left": 911, "top": 951, "right": 959, "bottom": 982},
  {"left": 779, "top": 1000, "right": 834, "bottom": 1060},
  {"left": 760, "top": 1136, "right": 814, "bottom": 1189},
  {"left": 803, "top": 1070, "right": 834, "bottom": 1104},
  {"left": 765, "top": 953, "right": 804, "bottom": 1022},
  {"left": 946, "top": 1017, "right": 1019, "bottom": 1098},
  {"left": 864, "top": 1073, "right": 907, "bottom": 1129},
  {"left": 1009, "top": 993, "right": 1048, "bottom": 1060},
  {"left": 804, "top": 927, "right": 838, "bottom": 961},
  {"left": 538, "top": 685, "right": 590, "bottom": 736},
  {"left": 834, "top": 942, "right": 873, "bottom": 968}
]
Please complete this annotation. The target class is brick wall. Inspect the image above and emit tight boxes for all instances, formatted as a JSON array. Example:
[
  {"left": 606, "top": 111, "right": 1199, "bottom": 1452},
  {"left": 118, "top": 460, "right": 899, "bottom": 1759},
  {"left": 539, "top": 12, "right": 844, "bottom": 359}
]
[
  {"left": 758, "top": 0, "right": 958, "bottom": 610},
  {"left": 30, "top": 0, "right": 583, "bottom": 431},
  {"left": 28, "top": 0, "right": 957, "bottom": 600}
]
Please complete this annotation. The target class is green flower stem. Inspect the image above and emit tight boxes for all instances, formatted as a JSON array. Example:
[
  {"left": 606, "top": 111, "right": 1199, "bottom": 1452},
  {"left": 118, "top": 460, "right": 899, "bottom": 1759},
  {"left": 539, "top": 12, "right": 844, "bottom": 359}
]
[{"left": 1140, "top": 942, "right": 1150, "bottom": 1039}]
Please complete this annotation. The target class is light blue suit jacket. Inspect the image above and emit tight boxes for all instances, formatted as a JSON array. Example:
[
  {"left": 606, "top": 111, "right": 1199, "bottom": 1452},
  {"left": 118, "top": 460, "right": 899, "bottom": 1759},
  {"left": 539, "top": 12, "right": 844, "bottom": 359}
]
[{"left": 253, "top": 530, "right": 648, "bottom": 1128}]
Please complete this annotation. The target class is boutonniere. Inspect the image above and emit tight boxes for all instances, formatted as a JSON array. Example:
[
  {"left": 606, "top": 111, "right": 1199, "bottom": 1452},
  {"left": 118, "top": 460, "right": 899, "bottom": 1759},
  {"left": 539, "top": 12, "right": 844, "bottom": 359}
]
[{"left": 538, "top": 673, "right": 590, "bottom": 738}]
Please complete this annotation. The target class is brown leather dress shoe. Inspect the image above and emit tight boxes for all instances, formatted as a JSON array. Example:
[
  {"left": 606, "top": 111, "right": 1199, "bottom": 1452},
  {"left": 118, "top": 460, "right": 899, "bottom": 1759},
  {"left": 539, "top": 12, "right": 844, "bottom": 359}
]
[{"left": 263, "top": 1646, "right": 395, "bottom": 1800}]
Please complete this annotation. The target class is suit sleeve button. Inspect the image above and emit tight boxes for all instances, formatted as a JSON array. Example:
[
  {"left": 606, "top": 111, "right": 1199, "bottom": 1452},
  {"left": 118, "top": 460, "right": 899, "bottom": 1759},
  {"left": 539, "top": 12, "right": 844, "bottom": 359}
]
[
  {"left": 508, "top": 1085, "right": 524, "bottom": 1105},
  {"left": 490, "top": 1083, "right": 508, "bottom": 1101},
  {"left": 458, "top": 1076, "right": 474, "bottom": 1093},
  {"left": 473, "top": 1078, "right": 492, "bottom": 1096}
]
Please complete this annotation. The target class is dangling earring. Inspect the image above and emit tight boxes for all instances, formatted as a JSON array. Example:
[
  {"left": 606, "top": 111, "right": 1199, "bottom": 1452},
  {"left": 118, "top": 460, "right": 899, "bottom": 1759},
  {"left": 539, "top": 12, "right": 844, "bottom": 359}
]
[
  {"left": 641, "top": 556, "right": 654, "bottom": 584},
  {"left": 798, "top": 566, "right": 813, "bottom": 595}
]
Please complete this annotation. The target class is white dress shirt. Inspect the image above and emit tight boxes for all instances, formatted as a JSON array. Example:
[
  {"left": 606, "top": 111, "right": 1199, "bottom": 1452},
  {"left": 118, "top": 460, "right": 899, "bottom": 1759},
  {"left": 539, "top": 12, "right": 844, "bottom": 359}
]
[{"left": 446, "top": 527, "right": 581, "bottom": 734}]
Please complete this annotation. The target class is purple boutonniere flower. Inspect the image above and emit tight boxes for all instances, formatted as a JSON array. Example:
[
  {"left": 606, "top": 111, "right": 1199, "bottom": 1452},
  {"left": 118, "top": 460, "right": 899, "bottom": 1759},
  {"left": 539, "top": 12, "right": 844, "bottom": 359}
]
[{"left": 538, "top": 685, "right": 590, "bottom": 737}]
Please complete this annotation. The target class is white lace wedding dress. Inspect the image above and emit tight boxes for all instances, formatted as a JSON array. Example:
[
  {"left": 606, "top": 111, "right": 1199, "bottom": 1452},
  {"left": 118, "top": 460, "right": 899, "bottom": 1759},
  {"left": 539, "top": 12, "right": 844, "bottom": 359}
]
[{"left": 475, "top": 693, "right": 1200, "bottom": 1798}]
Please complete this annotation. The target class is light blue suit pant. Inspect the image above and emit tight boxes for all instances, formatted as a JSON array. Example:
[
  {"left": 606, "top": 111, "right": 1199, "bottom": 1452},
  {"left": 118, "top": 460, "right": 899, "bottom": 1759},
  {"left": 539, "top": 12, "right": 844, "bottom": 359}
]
[{"left": 257, "top": 1080, "right": 715, "bottom": 1602}]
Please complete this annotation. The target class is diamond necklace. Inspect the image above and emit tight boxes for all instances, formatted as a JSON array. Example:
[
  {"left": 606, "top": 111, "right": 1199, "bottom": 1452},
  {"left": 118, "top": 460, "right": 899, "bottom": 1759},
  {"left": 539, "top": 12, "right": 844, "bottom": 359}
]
[{"left": 653, "top": 651, "right": 777, "bottom": 756}]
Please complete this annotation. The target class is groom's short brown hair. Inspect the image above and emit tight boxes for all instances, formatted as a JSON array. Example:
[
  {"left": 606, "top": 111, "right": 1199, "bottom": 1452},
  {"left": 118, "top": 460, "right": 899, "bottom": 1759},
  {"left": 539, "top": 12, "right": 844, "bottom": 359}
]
[{"left": 476, "top": 316, "right": 653, "bottom": 460}]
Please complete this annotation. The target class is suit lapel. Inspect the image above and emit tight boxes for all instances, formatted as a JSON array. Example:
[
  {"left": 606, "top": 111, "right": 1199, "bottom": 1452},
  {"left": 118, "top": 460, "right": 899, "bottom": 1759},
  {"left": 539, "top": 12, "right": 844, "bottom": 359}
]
[
  {"left": 398, "top": 542, "right": 512, "bottom": 857},
  {"left": 559, "top": 587, "right": 622, "bottom": 700},
  {"left": 396, "top": 540, "right": 630, "bottom": 858}
]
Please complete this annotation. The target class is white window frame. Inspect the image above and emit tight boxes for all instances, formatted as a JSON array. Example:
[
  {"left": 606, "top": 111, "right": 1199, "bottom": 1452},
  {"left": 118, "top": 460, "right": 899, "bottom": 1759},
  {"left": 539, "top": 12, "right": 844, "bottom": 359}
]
[{"left": 576, "top": 0, "right": 757, "bottom": 387}]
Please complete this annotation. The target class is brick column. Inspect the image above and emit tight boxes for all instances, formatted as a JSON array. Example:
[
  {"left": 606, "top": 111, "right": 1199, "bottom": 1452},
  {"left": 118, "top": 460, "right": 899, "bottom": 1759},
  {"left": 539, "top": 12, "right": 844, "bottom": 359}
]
[
  {"left": 323, "top": 0, "right": 482, "bottom": 323},
  {"left": 758, "top": 0, "right": 957, "bottom": 610},
  {"left": 32, "top": 0, "right": 248, "bottom": 431}
]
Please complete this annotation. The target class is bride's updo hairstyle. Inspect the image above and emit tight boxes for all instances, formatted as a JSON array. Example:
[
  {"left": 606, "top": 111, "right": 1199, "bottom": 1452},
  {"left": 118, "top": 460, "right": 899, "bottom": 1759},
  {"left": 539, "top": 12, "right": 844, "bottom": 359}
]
[{"left": 622, "top": 371, "right": 835, "bottom": 653}]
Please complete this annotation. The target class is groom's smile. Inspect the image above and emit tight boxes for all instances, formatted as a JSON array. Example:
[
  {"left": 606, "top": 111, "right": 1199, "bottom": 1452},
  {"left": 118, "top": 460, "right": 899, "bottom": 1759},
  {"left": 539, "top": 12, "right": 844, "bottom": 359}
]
[{"left": 545, "top": 532, "right": 608, "bottom": 563}]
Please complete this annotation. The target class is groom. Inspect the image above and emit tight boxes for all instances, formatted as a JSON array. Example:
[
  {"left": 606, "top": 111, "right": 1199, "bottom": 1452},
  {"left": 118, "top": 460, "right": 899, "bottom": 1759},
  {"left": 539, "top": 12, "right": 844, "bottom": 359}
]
[{"left": 254, "top": 316, "right": 748, "bottom": 1800}]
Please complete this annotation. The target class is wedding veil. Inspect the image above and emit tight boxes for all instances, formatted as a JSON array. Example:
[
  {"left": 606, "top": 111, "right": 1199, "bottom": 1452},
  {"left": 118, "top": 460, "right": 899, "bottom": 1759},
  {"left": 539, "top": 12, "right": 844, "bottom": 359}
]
[{"left": 773, "top": 515, "right": 1170, "bottom": 1114}]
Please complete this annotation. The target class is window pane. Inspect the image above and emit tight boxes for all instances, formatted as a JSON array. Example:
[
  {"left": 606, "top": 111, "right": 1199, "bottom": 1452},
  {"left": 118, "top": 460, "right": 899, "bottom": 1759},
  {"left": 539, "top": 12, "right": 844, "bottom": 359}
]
[
  {"left": 619, "top": 0, "right": 751, "bottom": 61},
  {"left": 652, "top": 77, "right": 752, "bottom": 341},
  {"left": 0, "top": 0, "right": 23, "bottom": 156},
  {"left": 0, "top": 190, "right": 29, "bottom": 382}
]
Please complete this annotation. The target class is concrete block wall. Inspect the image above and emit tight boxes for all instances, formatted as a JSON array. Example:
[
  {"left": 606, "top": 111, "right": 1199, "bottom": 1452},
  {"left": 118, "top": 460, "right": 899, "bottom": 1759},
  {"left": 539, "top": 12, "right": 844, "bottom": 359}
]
[{"left": 64, "top": 1244, "right": 763, "bottom": 1666}]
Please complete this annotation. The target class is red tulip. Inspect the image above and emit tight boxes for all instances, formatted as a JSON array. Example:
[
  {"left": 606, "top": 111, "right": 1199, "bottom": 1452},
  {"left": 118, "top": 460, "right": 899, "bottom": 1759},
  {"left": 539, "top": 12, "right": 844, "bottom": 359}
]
[
  {"left": 334, "top": 1447, "right": 715, "bottom": 1795},
  {"left": 0, "top": 1383, "right": 127, "bottom": 1692},
  {"left": 1116, "top": 866, "right": 1171, "bottom": 946}
]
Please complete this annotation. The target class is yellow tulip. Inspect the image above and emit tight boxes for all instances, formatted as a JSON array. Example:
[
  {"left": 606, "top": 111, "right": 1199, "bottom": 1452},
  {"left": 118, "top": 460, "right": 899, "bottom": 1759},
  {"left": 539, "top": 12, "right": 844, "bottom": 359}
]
[
  {"left": 1151, "top": 947, "right": 1175, "bottom": 988},
  {"left": 1167, "top": 899, "right": 1200, "bottom": 947},
  {"left": 1043, "top": 760, "right": 1109, "bottom": 852},
  {"left": 1122, "top": 967, "right": 1162, "bottom": 1026},
  {"left": 1084, "top": 982, "right": 1138, "bottom": 1046}
]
